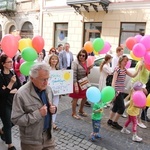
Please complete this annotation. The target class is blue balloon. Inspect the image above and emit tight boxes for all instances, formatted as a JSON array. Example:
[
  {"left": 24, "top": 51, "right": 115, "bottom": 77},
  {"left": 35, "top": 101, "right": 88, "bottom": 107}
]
[{"left": 86, "top": 86, "right": 101, "bottom": 103}]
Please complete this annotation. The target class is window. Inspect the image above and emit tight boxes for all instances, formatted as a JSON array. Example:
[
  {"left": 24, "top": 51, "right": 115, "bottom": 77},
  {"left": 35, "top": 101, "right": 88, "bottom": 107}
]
[
  {"left": 20, "top": 21, "right": 33, "bottom": 38},
  {"left": 120, "top": 22, "right": 146, "bottom": 53},
  {"left": 83, "top": 22, "right": 102, "bottom": 44},
  {"left": 9, "top": 25, "right": 15, "bottom": 34},
  {"left": 54, "top": 23, "right": 68, "bottom": 47}
]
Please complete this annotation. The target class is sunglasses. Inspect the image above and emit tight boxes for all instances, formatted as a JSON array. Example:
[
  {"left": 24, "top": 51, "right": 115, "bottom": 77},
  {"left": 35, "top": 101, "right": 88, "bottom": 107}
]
[
  {"left": 51, "top": 51, "right": 56, "bottom": 53},
  {"left": 79, "top": 54, "right": 85, "bottom": 58}
]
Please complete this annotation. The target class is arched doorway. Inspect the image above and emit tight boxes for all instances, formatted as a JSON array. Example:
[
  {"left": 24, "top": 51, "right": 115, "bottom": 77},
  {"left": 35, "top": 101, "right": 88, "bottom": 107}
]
[
  {"left": 20, "top": 21, "right": 33, "bottom": 38},
  {"left": 9, "top": 25, "right": 15, "bottom": 34}
]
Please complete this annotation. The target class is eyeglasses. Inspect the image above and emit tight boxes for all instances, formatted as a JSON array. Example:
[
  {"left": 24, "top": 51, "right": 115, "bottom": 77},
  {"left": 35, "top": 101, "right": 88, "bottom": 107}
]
[
  {"left": 79, "top": 54, "right": 85, "bottom": 58},
  {"left": 5, "top": 61, "right": 13, "bottom": 64}
]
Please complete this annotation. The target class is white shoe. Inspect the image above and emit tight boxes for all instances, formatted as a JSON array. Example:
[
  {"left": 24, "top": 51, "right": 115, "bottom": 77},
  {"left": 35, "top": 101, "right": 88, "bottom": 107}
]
[
  {"left": 122, "top": 113, "right": 127, "bottom": 118},
  {"left": 137, "top": 122, "right": 147, "bottom": 129},
  {"left": 132, "top": 135, "right": 142, "bottom": 142},
  {"left": 121, "top": 128, "right": 131, "bottom": 134}
]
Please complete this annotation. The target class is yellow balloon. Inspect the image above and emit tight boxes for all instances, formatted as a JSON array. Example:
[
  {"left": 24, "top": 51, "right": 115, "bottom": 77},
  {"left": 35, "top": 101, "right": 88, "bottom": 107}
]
[
  {"left": 93, "top": 50, "right": 98, "bottom": 55},
  {"left": 63, "top": 72, "right": 70, "bottom": 80},
  {"left": 19, "top": 38, "right": 33, "bottom": 51},
  {"left": 130, "top": 51, "right": 141, "bottom": 61},
  {"left": 146, "top": 94, "right": 150, "bottom": 107}
]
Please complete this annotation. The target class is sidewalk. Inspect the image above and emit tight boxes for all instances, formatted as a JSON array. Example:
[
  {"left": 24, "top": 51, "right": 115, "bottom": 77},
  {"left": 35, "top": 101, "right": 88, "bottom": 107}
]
[{"left": 0, "top": 95, "right": 150, "bottom": 150}]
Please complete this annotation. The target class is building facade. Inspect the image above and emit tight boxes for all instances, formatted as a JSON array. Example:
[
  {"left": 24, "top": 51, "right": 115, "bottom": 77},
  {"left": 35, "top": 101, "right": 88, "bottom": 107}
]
[{"left": 0, "top": 0, "right": 150, "bottom": 54}]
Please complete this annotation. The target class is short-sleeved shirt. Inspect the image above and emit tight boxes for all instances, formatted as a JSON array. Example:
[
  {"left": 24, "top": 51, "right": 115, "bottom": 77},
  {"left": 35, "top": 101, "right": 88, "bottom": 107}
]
[
  {"left": 91, "top": 103, "right": 103, "bottom": 120},
  {"left": 115, "top": 67, "right": 127, "bottom": 93}
]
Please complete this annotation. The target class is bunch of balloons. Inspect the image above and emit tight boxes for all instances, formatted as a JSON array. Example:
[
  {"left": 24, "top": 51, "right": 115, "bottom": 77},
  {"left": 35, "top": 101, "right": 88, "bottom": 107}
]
[
  {"left": 1, "top": 34, "right": 45, "bottom": 76},
  {"left": 125, "top": 35, "right": 150, "bottom": 71},
  {"left": 83, "top": 38, "right": 111, "bottom": 55},
  {"left": 86, "top": 86, "right": 115, "bottom": 106}
]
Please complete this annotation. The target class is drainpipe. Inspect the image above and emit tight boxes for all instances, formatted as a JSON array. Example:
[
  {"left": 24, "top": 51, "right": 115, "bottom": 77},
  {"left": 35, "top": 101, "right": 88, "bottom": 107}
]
[{"left": 39, "top": 0, "right": 43, "bottom": 36}]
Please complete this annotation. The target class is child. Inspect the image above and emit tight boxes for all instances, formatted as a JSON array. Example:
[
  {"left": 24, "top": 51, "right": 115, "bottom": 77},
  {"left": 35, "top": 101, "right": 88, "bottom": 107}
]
[
  {"left": 121, "top": 81, "right": 146, "bottom": 142},
  {"left": 90, "top": 102, "right": 103, "bottom": 142}
]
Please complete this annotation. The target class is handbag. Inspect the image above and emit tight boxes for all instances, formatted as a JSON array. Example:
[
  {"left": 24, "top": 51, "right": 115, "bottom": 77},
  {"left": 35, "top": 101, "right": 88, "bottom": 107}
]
[{"left": 78, "top": 76, "right": 91, "bottom": 90}]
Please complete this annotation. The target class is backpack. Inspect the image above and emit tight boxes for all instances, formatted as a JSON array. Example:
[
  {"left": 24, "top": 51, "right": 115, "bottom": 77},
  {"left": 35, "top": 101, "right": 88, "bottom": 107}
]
[{"left": 106, "top": 69, "right": 120, "bottom": 86}]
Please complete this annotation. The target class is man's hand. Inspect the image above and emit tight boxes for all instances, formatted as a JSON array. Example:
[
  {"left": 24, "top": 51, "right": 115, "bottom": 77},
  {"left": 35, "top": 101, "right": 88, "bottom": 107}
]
[
  {"left": 39, "top": 104, "right": 47, "bottom": 117},
  {"left": 49, "top": 102, "right": 57, "bottom": 114}
]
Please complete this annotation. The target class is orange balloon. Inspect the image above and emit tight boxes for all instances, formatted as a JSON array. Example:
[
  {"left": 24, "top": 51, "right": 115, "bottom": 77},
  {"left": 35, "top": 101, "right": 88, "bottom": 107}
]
[
  {"left": 84, "top": 41, "right": 93, "bottom": 53},
  {"left": 130, "top": 51, "right": 141, "bottom": 61}
]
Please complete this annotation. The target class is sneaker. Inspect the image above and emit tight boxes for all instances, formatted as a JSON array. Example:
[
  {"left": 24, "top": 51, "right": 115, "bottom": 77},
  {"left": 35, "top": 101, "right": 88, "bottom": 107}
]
[
  {"left": 84, "top": 101, "right": 91, "bottom": 107},
  {"left": 91, "top": 134, "right": 95, "bottom": 142},
  {"left": 137, "top": 122, "right": 147, "bottom": 129},
  {"left": 111, "top": 122, "right": 123, "bottom": 130},
  {"left": 122, "top": 113, "right": 127, "bottom": 118},
  {"left": 107, "top": 119, "right": 113, "bottom": 126},
  {"left": 95, "top": 133, "right": 101, "bottom": 138},
  {"left": 121, "top": 128, "right": 131, "bottom": 134},
  {"left": 132, "top": 135, "right": 142, "bottom": 142}
]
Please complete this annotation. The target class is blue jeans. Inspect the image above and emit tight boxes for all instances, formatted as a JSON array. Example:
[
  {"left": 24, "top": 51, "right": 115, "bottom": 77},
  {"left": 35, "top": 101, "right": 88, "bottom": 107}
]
[{"left": 92, "top": 120, "right": 101, "bottom": 133}]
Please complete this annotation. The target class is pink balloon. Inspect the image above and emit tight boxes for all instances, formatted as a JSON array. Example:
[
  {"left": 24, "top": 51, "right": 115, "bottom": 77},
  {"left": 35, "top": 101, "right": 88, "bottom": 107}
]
[
  {"left": 20, "top": 58, "right": 25, "bottom": 64},
  {"left": 134, "top": 35, "right": 142, "bottom": 43},
  {"left": 140, "top": 35, "right": 150, "bottom": 50},
  {"left": 132, "top": 91, "right": 146, "bottom": 107},
  {"left": 132, "top": 43, "right": 146, "bottom": 58},
  {"left": 1, "top": 34, "right": 18, "bottom": 58},
  {"left": 144, "top": 51, "right": 150, "bottom": 65},
  {"left": 99, "top": 41, "right": 111, "bottom": 54},
  {"left": 87, "top": 56, "right": 95, "bottom": 67},
  {"left": 32, "top": 35, "right": 45, "bottom": 53},
  {"left": 125, "top": 60, "right": 131, "bottom": 69}
]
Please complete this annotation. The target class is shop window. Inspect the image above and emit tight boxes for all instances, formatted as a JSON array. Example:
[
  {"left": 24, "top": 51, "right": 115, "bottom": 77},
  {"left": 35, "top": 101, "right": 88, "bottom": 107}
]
[
  {"left": 20, "top": 21, "right": 33, "bottom": 38},
  {"left": 83, "top": 22, "right": 102, "bottom": 44},
  {"left": 54, "top": 23, "right": 68, "bottom": 47},
  {"left": 120, "top": 22, "right": 146, "bottom": 53}
]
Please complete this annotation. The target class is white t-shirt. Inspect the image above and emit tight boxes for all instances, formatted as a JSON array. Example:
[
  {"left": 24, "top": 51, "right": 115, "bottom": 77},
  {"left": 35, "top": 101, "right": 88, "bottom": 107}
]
[
  {"left": 112, "top": 55, "right": 119, "bottom": 71},
  {"left": 66, "top": 52, "right": 71, "bottom": 67}
]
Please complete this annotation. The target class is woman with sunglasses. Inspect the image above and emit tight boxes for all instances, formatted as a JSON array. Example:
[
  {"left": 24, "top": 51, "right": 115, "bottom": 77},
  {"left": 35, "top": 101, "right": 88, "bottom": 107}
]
[
  {"left": 107, "top": 55, "right": 142, "bottom": 130},
  {"left": 0, "top": 54, "right": 21, "bottom": 150},
  {"left": 69, "top": 49, "right": 92, "bottom": 119}
]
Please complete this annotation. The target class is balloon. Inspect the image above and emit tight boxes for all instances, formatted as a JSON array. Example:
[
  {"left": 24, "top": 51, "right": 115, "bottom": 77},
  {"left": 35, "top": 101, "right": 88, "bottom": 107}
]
[
  {"left": 132, "top": 91, "right": 146, "bottom": 107},
  {"left": 101, "top": 86, "right": 115, "bottom": 103},
  {"left": 144, "top": 63, "right": 150, "bottom": 71},
  {"left": 125, "top": 60, "right": 131, "bottom": 69},
  {"left": 130, "top": 51, "right": 141, "bottom": 61},
  {"left": 93, "top": 50, "right": 99, "bottom": 55},
  {"left": 84, "top": 41, "right": 93, "bottom": 53},
  {"left": 87, "top": 56, "right": 95, "bottom": 67},
  {"left": 20, "top": 58, "right": 25, "bottom": 64},
  {"left": 132, "top": 43, "right": 146, "bottom": 58},
  {"left": 125, "top": 37, "right": 137, "bottom": 50},
  {"left": 140, "top": 35, "right": 150, "bottom": 50},
  {"left": 15, "top": 35, "right": 21, "bottom": 42},
  {"left": 1, "top": 34, "right": 18, "bottom": 58},
  {"left": 86, "top": 86, "right": 101, "bottom": 103},
  {"left": 99, "top": 41, "right": 111, "bottom": 54},
  {"left": 92, "top": 38, "right": 104, "bottom": 52},
  {"left": 32, "top": 36, "right": 45, "bottom": 53},
  {"left": 20, "top": 61, "right": 35, "bottom": 76},
  {"left": 144, "top": 51, "right": 150, "bottom": 65},
  {"left": 134, "top": 35, "right": 143, "bottom": 43},
  {"left": 19, "top": 38, "right": 32, "bottom": 51},
  {"left": 21, "top": 47, "right": 38, "bottom": 62},
  {"left": 146, "top": 94, "right": 150, "bottom": 107}
]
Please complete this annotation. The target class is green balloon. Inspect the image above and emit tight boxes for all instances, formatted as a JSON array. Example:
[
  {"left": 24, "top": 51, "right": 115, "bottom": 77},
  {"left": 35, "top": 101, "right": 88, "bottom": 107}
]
[
  {"left": 93, "top": 38, "right": 104, "bottom": 52},
  {"left": 20, "top": 61, "right": 35, "bottom": 76},
  {"left": 21, "top": 47, "right": 38, "bottom": 61},
  {"left": 101, "top": 86, "right": 115, "bottom": 103}
]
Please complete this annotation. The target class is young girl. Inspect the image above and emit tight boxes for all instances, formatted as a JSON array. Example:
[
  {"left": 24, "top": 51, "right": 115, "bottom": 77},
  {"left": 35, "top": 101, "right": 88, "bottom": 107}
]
[
  {"left": 48, "top": 54, "right": 60, "bottom": 130},
  {"left": 121, "top": 81, "right": 146, "bottom": 142},
  {"left": 90, "top": 102, "right": 103, "bottom": 142}
]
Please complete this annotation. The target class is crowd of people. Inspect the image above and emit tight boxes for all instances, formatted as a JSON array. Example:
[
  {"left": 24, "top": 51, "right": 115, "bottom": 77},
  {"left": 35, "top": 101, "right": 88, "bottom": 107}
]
[{"left": 0, "top": 43, "right": 150, "bottom": 150}]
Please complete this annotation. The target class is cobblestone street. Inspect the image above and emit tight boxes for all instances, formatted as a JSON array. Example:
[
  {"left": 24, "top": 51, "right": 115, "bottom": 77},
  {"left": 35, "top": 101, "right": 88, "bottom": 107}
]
[{"left": 0, "top": 95, "right": 150, "bottom": 150}]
